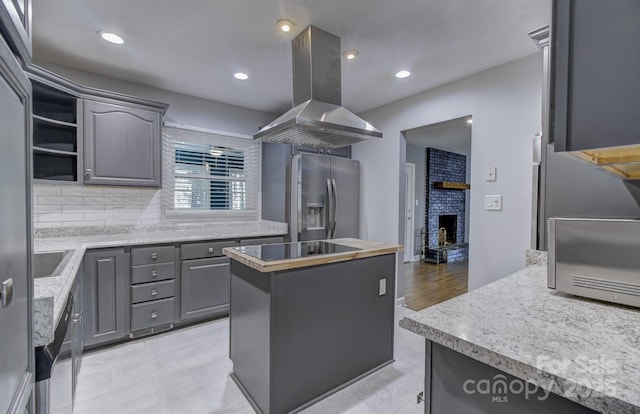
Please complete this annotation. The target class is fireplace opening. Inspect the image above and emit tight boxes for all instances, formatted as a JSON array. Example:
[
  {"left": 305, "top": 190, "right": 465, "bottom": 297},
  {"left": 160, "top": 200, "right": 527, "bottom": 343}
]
[{"left": 439, "top": 215, "right": 457, "bottom": 245}]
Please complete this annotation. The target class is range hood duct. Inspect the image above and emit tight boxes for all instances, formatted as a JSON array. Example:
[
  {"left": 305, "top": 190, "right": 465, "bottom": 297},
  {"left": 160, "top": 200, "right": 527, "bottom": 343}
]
[{"left": 254, "top": 25, "right": 382, "bottom": 148}]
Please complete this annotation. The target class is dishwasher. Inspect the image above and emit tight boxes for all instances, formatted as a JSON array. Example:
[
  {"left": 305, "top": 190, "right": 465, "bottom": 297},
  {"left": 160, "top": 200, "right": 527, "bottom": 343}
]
[{"left": 35, "top": 292, "right": 73, "bottom": 413}]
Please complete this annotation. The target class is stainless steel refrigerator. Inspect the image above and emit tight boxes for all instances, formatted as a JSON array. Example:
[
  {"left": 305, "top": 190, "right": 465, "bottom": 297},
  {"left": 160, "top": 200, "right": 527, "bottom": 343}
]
[{"left": 289, "top": 153, "right": 360, "bottom": 242}]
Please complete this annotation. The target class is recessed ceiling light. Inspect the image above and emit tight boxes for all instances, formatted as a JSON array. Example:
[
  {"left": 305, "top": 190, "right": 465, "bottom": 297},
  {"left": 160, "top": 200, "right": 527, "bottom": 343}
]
[
  {"left": 98, "top": 31, "right": 124, "bottom": 45},
  {"left": 466, "top": 119, "right": 473, "bottom": 124},
  {"left": 342, "top": 49, "right": 360, "bottom": 60},
  {"left": 233, "top": 72, "right": 249, "bottom": 81},
  {"left": 395, "top": 70, "right": 411, "bottom": 79},
  {"left": 276, "top": 19, "right": 295, "bottom": 33}
]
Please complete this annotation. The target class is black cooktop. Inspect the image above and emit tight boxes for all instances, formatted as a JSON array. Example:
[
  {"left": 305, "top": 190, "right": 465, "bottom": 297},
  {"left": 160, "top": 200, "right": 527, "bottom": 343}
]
[{"left": 236, "top": 241, "right": 359, "bottom": 261}]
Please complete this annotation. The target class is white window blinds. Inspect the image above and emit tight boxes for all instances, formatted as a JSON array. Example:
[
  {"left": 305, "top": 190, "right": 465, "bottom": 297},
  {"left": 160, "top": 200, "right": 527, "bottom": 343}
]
[{"left": 162, "top": 125, "right": 260, "bottom": 219}]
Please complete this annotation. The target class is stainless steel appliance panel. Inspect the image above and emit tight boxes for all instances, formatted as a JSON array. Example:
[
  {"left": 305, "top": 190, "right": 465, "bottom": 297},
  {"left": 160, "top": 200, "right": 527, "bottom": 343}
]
[
  {"left": 330, "top": 157, "right": 360, "bottom": 239},
  {"left": 549, "top": 218, "right": 640, "bottom": 307},
  {"left": 293, "top": 153, "right": 331, "bottom": 241}
]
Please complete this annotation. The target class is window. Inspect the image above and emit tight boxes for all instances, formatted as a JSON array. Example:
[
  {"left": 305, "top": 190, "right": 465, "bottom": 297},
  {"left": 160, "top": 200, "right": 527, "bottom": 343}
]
[{"left": 163, "top": 125, "right": 260, "bottom": 219}]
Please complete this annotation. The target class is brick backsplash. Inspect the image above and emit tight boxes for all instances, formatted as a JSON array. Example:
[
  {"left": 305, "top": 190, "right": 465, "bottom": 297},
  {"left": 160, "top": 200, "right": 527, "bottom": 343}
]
[{"left": 32, "top": 184, "right": 162, "bottom": 229}]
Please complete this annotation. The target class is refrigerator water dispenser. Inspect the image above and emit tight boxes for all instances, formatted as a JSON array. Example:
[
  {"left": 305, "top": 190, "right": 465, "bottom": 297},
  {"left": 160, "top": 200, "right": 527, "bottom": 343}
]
[{"left": 306, "top": 203, "right": 325, "bottom": 230}]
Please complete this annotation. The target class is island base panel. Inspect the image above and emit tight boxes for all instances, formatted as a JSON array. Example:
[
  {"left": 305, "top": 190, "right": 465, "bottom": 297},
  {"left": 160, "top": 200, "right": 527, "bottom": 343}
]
[{"left": 230, "top": 254, "right": 396, "bottom": 414}]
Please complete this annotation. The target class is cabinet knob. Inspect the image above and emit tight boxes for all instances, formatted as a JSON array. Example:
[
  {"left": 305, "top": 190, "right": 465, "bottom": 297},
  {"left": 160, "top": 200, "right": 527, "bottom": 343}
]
[
  {"left": 151, "top": 270, "right": 158, "bottom": 277},
  {"left": 151, "top": 289, "right": 158, "bottom": 296},
  {"left": 151, "top": 311, "right": 158, "bottom": 319},
  {"left": 150, "top": 252, "right": 158, "bottom": 261},
  {"left": 208, "top": 247, "right": 214, "bottom": 254}
]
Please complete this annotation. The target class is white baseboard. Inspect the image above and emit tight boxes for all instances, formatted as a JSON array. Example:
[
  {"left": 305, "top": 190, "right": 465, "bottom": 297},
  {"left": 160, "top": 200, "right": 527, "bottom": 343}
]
[{"left": 395, "top": 296, "right": 406, "bottom": 307}]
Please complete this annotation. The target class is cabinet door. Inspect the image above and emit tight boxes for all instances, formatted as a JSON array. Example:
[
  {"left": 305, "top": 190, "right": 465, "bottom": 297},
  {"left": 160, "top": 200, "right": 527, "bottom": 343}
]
[
  {"left": 0, "top": 0, "right": 31, "bottom": 63},
  {"left": 83, "top": 249, "right": 127, "bottom": 347},
  {"left": 181, "top": 257, "right": 230, "bottom": 320},
  {"left": 550, "top": 0, "right": 640, "bottom": 151},
  {"left": 0, "top": 31, "right": 33, "bottom": 414},
  {"left": 83, "top": 100, "right": 161, "bottom": 186}
]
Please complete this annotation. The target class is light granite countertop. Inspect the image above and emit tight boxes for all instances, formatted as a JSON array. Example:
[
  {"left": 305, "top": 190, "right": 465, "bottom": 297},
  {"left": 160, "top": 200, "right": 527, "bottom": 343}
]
[
  {"left": 223, "top": 238, "right": 402, "bottom": 273},
  {"left": 400, "top": 260, "right": 640, "bottom": 413},
  {"left": 34, "top": 220, "right": 287, "bottom": 347}
]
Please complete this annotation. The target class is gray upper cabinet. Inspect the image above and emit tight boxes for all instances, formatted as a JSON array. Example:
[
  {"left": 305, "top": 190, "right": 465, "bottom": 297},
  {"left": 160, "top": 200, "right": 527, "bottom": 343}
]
[
  {"left": 84, "top": 100, "right": 162, "bottom": 187},
  {"left": 550, "top": 0, "right": 640, "bottom": 152},
  {"left": 0, "top": 0, "right": 31, "bottom": 63},
  {"left": 83, "top": 249, "right": 127, "bottom": 347}
]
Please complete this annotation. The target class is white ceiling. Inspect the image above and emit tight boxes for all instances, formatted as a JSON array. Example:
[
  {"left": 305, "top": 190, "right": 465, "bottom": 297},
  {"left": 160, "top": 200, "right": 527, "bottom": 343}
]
[
  {"left": 405, "top": 116, "right": 472, "bottom": 156},
  {"left": 31, "top": 0, "right": 550, "bottom": 115}
]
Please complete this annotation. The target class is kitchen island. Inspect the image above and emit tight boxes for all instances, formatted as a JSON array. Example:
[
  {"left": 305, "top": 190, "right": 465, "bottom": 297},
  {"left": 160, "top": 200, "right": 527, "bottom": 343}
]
[
  {"left": 400, "top": 256, "right": 639, "bottom": 414},
  {"left": 223, "top": 238, "right": 402, "bottom": 414}
]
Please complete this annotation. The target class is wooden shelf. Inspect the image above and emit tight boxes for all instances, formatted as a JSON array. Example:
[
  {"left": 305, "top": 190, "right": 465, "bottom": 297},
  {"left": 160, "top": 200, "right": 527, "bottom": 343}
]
[
  {"left": 33, "top": 114, "right": 77, "bottom": 128},
  {"left": 33, "top": 146, "right": 77, "bottom": 156},
  {"left": 571, "top": 144, "right": 640, "bottom": 180},
  {"left": 433, "top": 181, "right": 470, "bottom": 190}
]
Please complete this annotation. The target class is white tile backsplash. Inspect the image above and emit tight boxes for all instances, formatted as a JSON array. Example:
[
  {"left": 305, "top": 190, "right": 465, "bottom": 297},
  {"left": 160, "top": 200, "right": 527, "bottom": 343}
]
[{"left": 34, "top": 184, "right": 162, "bottom": 228}]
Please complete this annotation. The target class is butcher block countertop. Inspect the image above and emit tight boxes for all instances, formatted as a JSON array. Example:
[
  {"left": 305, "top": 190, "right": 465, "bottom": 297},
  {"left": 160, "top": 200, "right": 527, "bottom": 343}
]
[{"left": 223, "top": 238, "right": 403, "bottom": 273}]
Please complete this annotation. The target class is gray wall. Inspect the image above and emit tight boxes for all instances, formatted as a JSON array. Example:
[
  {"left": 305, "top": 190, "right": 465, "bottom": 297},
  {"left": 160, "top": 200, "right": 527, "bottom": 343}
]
[
  {"left": 354, "top": 53, "right": 542, "bottom": 291},
  {"left": 543, "top": 146, "right": 640, "bottom": 249},
  {"left": 406, "top": 144, "right": 426, "bottom": 254},
  {"left": 35, "top": 61, "right": 276, "bottom": 136}
]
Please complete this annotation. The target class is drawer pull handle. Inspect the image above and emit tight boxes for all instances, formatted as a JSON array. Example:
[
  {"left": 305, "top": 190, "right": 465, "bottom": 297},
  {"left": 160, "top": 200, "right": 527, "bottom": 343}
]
[
  {"left": 151, "top": 289, "right": 158, "bottom": 296},
  {"left": 208, "top": 247, "right": 214, "bottom": 254},
  {"left": 151, "top": 270, "right": 158, "bottom": 277},
  {"left": 151, "top": 311, "right": 158, "bottom": 319},
  {"left": 151, "top": 252, "right": 158, "bottom": 261}
]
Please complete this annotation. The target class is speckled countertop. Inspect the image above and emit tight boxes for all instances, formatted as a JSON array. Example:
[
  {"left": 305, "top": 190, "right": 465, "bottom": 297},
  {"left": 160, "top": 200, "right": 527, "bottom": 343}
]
[
  {"left": 34, "top": 220, "right": 287, "bottom": 347},
  {"left": 400, "top": 255, "right": 640, "bottom": 413}
]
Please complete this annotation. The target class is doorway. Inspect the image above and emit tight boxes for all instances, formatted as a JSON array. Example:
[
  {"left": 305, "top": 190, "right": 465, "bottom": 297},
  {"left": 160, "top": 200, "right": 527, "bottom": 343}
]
[
  {"left": 402, "top": 115, "right": 472, "bottom": 311},
  {"left": 404, "top": 163, "right": 415, "bottom": 263}
]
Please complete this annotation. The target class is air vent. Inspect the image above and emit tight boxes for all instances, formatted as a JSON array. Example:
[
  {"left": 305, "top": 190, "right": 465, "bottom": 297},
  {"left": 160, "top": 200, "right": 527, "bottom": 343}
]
[{"left": 573, "top": 275, "right": 640, "bottom": 297}]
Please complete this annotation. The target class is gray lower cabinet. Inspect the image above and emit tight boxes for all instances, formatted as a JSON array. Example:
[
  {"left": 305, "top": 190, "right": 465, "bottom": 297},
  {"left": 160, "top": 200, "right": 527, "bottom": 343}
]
[
  {"left": 129, "top": 245, "right": 177, "bottom": 336},
  {"left": 181, "top": 257, "right": 230, "bottom": 320},
  {"left": 83, "top": 249, "right": 127, "bottom": 347},
  {"left": 83, "top": 100, "right": 161, "bottom": 187},
  {"left": 239, "top": 236, "right": 284, "bottom": 246},
  {"left": 550, "top": 0, "right": 640, "bottom": 151},
  {"left": 0, "top": 27, "right": 33, "bottom": 414}
]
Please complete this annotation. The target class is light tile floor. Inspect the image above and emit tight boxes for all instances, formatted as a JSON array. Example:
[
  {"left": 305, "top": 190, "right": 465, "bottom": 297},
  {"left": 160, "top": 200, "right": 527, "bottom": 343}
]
[{"left": 71, "top": 306, "right": 424, "bottom": 414}]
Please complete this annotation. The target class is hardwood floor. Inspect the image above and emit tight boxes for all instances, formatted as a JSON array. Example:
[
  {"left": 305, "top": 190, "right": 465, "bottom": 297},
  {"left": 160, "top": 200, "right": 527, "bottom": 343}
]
[{"left": 403, "top": 260, "right": 469, "bottom": 311}]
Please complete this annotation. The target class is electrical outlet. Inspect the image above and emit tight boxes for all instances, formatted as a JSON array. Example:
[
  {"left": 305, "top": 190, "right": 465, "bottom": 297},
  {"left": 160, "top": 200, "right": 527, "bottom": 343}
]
[
  {"left": 379, "top": 278, "right": 387, "bottom": 296},
  {"left": 486, "top": 166, "right": 497, "bottom": 182},
  {"left": 485, "top": 195, "right": 502, "bottom": 211}
]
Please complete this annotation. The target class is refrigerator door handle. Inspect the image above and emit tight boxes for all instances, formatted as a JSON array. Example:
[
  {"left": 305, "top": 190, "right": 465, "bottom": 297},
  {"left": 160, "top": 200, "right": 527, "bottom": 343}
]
[
  {"left": 326, "top": 179, "right": 334, "bottom": 239},
  {"left": 331, "top": 179, "right": 338, "bottom": 239}
]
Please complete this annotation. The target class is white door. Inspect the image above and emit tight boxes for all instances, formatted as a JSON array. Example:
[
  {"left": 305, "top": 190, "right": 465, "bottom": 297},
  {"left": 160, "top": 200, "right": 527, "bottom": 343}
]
[{"left": 404, "top": 163, "right": 415, "bottom": 262}]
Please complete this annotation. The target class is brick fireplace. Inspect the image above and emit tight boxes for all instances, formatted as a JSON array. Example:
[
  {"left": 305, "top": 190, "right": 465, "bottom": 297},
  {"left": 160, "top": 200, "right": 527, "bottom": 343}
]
[{"left": 425, "top": 148, "right": 469, "bottom": 262}]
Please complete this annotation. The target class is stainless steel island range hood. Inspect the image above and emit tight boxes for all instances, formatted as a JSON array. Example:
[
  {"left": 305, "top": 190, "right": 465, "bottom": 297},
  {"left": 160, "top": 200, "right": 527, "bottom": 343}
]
[{"left": 254, "top": 25, "right": 382, "bottom": 148}]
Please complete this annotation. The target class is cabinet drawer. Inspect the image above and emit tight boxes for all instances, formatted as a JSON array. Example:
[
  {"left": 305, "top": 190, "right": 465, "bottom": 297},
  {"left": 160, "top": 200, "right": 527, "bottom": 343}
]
[
  {"left": 131, "top": 279, "right": 175, "bottom": 304},
  {"left": 239, "top": 236, "right": 284, "bottom": 246},
  {"left": 131, "top": 297, "right": 175, "bottom": 331},
  {"left": 131, "top": 245, "right": 175, "bottom": 265},
  {"left": 131, "top": 262, "right": 175, "bottom": 284},
  {"left": 181, "top": 240, "right": 237, "bottom": 260}
]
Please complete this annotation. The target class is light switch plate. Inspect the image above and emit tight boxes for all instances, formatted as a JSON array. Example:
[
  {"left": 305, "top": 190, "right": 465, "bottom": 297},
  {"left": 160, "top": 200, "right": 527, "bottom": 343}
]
[
  {"left": 379, "top": 278, "right": 387, "bottom": 296},
  {"left": 485, "top": 195, "right": 502, "bottom": 211},
  {"left": 486, "top": 166, "right": 497, "bottom": 182}
]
